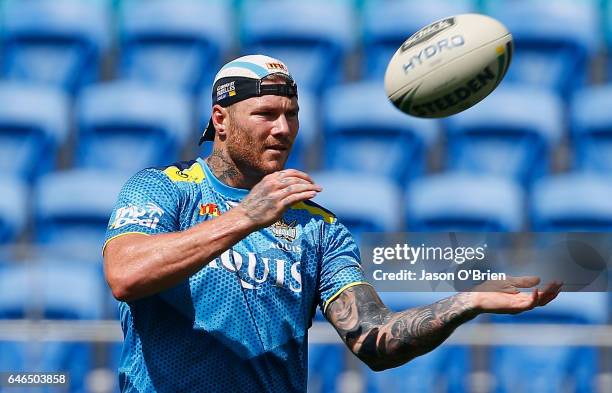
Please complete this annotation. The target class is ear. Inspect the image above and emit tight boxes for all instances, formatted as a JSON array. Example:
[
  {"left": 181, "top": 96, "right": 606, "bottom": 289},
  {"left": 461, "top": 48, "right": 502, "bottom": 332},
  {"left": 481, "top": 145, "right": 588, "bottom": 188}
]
[{"left": 211, "top": 104, "right": 229, "bottom": 138}]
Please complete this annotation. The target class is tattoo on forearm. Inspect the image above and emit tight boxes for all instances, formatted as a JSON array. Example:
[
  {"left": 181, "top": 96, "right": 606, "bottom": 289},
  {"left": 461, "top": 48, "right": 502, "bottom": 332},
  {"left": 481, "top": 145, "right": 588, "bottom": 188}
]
[
  {"left": 326, "top": 285, "right": 477, "bottom": 371},
  {"left": 241, "top": 194, "right": 276, "bottom": 223}
]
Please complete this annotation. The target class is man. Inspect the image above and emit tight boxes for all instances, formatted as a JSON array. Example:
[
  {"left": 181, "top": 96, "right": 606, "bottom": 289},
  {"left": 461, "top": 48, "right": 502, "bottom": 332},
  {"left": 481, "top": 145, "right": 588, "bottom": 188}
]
[{"left": 103, "top": 54, "right": 561, "bottom": 392}]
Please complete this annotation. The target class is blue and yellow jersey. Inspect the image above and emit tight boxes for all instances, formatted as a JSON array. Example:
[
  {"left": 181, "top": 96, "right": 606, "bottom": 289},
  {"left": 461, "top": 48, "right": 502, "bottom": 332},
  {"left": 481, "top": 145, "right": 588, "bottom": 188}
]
[{"left": 104, "top": 157, "right": 368, "bottom": 393}]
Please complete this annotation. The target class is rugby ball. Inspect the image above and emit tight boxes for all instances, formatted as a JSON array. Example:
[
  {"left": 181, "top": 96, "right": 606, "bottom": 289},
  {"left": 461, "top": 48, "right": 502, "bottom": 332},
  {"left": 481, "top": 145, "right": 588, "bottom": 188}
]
[{"left": 385, "top": 13, "right": 513, "bottom": 118}]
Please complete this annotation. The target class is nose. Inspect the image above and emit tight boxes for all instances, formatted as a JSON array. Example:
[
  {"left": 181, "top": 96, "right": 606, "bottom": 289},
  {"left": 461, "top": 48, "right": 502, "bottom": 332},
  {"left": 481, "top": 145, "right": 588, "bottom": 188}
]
[{"left": 271, "top": 114, "right": 291, "bottom": 137}]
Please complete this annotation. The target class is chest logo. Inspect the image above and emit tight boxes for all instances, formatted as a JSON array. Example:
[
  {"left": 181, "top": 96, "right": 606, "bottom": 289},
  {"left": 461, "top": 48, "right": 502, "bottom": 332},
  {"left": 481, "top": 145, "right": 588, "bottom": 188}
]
[{"left": 271, "top": 218, "right": 298, "bottom": 242}]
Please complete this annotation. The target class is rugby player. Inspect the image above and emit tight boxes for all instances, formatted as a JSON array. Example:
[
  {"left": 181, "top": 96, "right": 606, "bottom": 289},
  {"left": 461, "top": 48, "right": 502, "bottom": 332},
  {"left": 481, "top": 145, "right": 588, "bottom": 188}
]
[{"left": 103, "top": 55, "right": 561, "bottom": 392}]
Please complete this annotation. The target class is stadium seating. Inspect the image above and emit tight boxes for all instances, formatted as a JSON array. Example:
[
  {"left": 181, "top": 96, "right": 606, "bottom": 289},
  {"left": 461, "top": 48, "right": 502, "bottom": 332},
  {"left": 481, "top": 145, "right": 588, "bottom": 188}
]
[
  {"left": 362, "top": 0, "right": 476, "bottom": 79},
  {"left": 0, "top": 82, "right": 69, "bottom": 183},
  {"left": 118, "top": 0, "right": 232, "bottom": 95},
  {"left": 312, "top": 171, "right": 402, "bottom": 239},
  {"left": 1, "top": 0, "right": 110, "bottom": 94},
  {"left": 307, "top": 171, "right": 401, "bottom": 392},
  {"left": 491, "top": 292, "right": 607, "bottom": 393},
  {"left": 445, "top": 85, "right": 563, "bottom": 186},
  {"left": 363, "top": 342, "right": 469, "bottom": 393},
  {"left": 0, "top": 177, "right": 27, "bottom": 245},
  {"left": 0, "top": 259, "right": 104, "bottom": 393},
  {"left": 322, "top": 81, "right": 439, "bottom": 185},
  {"left": 75, "top": 81, "right": 191, "bottom": 172},
  {"left": 307, "top": 340, "right": 346, "bottom": 393},
  {"left": 571, "top": 84, "right": 612, "bottom": 172},
  {"left": 484, "top": 0, "right": 600, "bottom": 96},
  {"left": 531, "top": 173, "right": 612, "bottom": 231},
  {"left": 241, "top": 0, "right": 355, "bottom": 94},
  {"left": 406, "top": 173, "right": 524, "bottom": 232},
  {"left": 604, "top": 0, "right": 612, "bottom": 78},
  {"left": 34, "top": 169, "right": 128, "bottom": 258}
]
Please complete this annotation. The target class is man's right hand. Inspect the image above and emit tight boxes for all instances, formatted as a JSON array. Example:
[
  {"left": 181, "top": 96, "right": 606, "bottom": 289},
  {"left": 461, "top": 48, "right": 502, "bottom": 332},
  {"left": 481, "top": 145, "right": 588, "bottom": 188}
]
[{"left": 235, "top": 169, "right": 322, "bottom": 229}]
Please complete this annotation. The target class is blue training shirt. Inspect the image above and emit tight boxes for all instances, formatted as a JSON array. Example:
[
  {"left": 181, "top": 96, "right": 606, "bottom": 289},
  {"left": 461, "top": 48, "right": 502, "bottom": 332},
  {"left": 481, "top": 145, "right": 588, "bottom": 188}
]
[{"left": 103, "top": 158, "right": 368, "bottom": 393}]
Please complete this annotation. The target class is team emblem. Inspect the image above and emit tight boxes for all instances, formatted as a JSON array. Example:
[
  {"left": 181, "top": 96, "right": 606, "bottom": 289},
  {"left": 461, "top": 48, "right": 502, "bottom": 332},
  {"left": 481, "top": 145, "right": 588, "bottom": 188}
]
[{"left": 271, "top": 218, "right": 298, "bottom": 242}]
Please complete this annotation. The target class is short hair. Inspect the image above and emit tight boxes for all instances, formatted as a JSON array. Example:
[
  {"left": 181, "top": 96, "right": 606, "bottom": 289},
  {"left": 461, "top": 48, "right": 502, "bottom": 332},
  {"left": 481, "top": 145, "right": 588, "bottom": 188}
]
[{"left": 261, "top": 73, "right": 293, "bottom": 84}]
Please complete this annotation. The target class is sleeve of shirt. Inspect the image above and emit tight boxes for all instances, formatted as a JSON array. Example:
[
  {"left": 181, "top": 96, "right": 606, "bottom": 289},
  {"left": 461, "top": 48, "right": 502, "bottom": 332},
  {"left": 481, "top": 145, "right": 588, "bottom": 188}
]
[
  {"left": 318, "top": 220, "right": 370, "bottom": 314},
  {"left": 103, "top": 169, "right": 180, "bottom": 254}
]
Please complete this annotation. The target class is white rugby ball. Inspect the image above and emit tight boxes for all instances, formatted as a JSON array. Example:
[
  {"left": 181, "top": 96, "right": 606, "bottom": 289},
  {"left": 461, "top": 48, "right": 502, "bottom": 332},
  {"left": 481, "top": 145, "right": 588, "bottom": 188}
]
[{"left": 385, "top": 13, "right": 513, "bottom": 118}]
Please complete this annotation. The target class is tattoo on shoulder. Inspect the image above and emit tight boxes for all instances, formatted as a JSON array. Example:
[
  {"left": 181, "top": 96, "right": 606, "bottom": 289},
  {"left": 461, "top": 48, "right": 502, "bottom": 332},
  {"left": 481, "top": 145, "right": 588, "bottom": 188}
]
[{"left": 325, "top": 284, "right": 476, "bottom": 370}]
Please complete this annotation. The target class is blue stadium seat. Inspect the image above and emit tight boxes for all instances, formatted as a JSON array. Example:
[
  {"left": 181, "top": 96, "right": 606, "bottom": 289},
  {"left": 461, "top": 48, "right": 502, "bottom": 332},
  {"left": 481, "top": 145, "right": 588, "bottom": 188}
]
[
  {"left": 603, "top": 0, "right": 612, "bottom": 80},
  {"left": 445, "top": 85, "right": 563, "bottom": 186},
  {"left": 491, "top": 292, "right": 606, "bottom": 393},
  {"left": 0, "top": 177, "right": 27, "bottom": 244},
  {"left": 362, "top": 0, "right": 476, "bottom": 79},
  {"left": 0, "top": 259, "right": 104, "bottom": 393},
  {"left": 531, "top": 174, "right": 612, "bottom": 231},
  {"left": 241, "top": 0, "right": 355, "bottom": 94},
  {"left": 485, "top": 0, "right": 600, "bottom": 96},
  {"left": 0, "top": 82, "right": 69, "bottom": 183},
  {"left": 322, "top": 81, "right": 439, "bottom": 184},
  {"left": 307, "top": 340, "right": 346, "bottom": 393},
  {"left": 571, "top": 85, "right": 612, "bottom": 172},
  {"left": 1, "top": 0, "right": 110, "bottom": 93},
  {"left": 119, "top": 0, "right": 232, "bottom": 95},
  {"left": 364, "top": 346, "right": 469, "bottom": 393},
  {"left": 530, "top": 173, "right": 611, "bottom": 306},
  {"left": 406, "top": 173, "right": 524, "bottom": 231},
  {"left": 34, "top": 169, "right": 128, "bottom": 258},
  {"left": 312, "top": 171, "right": 402, "bottom": 241},
  {"left": 76, "top": 81, "right": 191, "bottom": 172}
]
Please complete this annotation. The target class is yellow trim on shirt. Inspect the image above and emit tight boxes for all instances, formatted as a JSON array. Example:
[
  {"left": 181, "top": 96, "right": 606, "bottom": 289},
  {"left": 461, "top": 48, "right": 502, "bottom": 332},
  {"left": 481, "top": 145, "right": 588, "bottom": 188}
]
[
  {"left": 291, "top": 201, "right": 336, "bottom": 224},
  {"left": 323, "top": 282, "right": 372, "bottom": 314},
  {"left": 163, "top": 161, "right": 205, "bottom": 183},
  {"left": 102, "top": 232, "right": 151, "bottom": 256}
]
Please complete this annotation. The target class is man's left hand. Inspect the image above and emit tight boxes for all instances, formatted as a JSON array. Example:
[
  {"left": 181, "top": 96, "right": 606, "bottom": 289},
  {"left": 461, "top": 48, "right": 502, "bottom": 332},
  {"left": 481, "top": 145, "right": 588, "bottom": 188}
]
[{"left": 471, "top": 276, "right": 562, "bottom": 315}]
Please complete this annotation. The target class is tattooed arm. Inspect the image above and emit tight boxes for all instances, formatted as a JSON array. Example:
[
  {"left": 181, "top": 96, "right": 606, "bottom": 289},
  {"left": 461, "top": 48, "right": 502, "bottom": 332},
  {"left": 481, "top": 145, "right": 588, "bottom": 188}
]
[
  {"left": 326, "top": 279, "right": 561, "bottom": 371},
  {"left": 325, "top": 285, "right": 477, "bottom": 371}
]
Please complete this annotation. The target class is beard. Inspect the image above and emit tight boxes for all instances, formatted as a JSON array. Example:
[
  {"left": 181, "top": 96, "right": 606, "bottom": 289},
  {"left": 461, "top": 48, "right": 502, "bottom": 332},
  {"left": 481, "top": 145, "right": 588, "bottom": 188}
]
[{"left": 225, "top": 117, "right": 291, "bottom": 179}]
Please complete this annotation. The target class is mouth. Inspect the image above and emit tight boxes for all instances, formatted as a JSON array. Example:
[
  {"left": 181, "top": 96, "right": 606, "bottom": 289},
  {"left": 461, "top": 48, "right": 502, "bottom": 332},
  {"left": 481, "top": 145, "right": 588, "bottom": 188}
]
[{"left": 265, "top": 145, "right": 289, "bottom": 151}]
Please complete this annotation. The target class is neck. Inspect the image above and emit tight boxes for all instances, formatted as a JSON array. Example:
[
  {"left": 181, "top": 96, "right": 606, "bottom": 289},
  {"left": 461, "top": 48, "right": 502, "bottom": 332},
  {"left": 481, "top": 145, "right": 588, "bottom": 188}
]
[{"left": 205, "top": 147, "right": 260, "bottom": 189}]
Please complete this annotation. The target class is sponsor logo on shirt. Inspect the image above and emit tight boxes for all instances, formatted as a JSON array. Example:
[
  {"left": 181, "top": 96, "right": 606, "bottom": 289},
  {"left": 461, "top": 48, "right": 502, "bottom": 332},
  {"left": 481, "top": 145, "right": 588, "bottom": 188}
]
[
  {"left": 271, "top": 242, "right": 302, "bottom": 254},
  {"left": 109, "top": 202, "right": 164, "bottom": 230},
  {"left": 207, "top": 202, "right": 302, "bottom": 292},
  {"left": 209, "top": 249, "right": 302, "bottom": 293},
  {"left": 199, "top": 203, "right": 220, "bottom": 217},
  {"left": 271, "top": 218, "right": 298, "bottom": 242}
]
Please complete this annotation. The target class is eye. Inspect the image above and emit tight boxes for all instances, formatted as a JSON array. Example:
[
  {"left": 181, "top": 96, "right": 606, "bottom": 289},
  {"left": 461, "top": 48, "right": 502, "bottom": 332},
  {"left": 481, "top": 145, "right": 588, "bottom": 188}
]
[
  {"left": 287, "top": 110, "right": 298, "bottom": 118},
  {"left": 254, "top": 111, "right": 275, "bottom": 118}
]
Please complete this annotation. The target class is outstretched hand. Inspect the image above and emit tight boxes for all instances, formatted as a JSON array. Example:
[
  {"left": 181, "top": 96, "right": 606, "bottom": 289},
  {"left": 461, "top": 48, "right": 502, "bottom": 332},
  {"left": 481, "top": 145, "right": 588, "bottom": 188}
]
[{"left": 471, "top": 276, "right": 562, "bottom": 315}]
